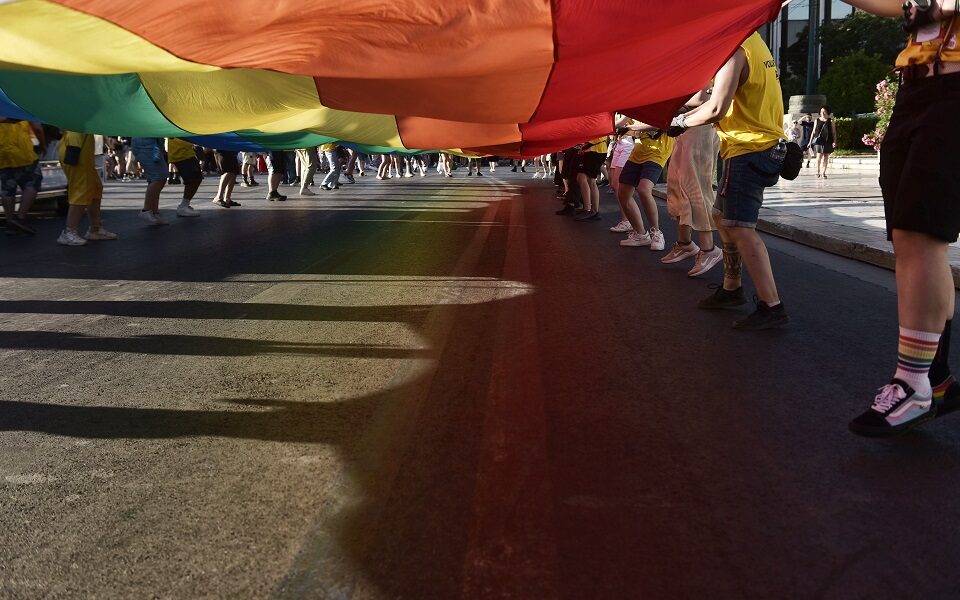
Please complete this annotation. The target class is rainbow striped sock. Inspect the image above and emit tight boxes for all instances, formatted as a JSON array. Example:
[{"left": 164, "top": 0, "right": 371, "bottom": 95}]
[{"left": 894, "top": 327, "right": 941, "bottom": 394}]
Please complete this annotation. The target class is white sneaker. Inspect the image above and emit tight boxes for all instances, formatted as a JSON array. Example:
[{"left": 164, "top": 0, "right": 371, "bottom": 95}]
[
  {"left": 84, "top": 227, "right": 118, "bottom": 241},
  {"left": 688, "top": 246, "right": 723, "bottom": 277},
  {"left": 153, "top": 212, "right": 169, "bottom": 225},
  {"left": 649, "top": 228, "right": 666, "bottom": 251},
  {"left": 57, "top": 229, "right": 87, "bottom": 246},
  {"left": 661, "top": 242, "right": 699, "bottom": 264},
  {"left": 609, "top": 219, "right": 633, "bottom": 233},
  {"left": 138, "top": 210, "right": 160, "bottom": 225},
  {"left": 620, "top": 231, "right": 651, "bottom": 247},
  {"left": 299, "top": 187, "right": 316, "bottom": 196},
  {"left": 177, "top": 204, "right": 200, "bottom": 218}
]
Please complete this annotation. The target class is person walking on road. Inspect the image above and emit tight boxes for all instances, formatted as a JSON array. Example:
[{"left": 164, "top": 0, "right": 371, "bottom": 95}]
[
  {"left": 575, "top": 136, "right": 609, "bottom": 221},
  {"left": 667, "top": 32, "right": 788, "bottom": 330},
  {"left": 844, "top": 0, "right": 960, "bottom": 437},
  {"left": 661, "top": 88, "right": 723, "bottom": 277},
  {"left": 130, "top": 137, "right": 169, "bottom": 225},
  {"left": 296, "top": 146, "right": 319, "bottom": 196},
  {"left": 56, "top": 131, "right": 116, "bottom": 245},
  {"left": 799, "top": 114, "right": 815, "bottom": 168},
  {"left": 319, "top": 142, "right": 341, "bottom": 190},
  {"left": 212, "top": 149, "right": 241, "bottom": 208},
  {"left": 166, "top": 138, "right": 203, "bottom": 217},
  {"left": 615, "top": 128, "right": 672, "bottom": 251},
  {"left": 0, "top": 118, "right": 44, "bottom": 235},
  {"left": 811, "top": 106, "right": 838, "bottom": 178}
]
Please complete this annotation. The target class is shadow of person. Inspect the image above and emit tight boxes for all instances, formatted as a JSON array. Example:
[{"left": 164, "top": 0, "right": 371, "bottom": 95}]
[
  {"left": 0, "top": 397, "right": 383, "bottom": 445},
  {"left": 0, "top": 330, "right": 432, "bottom": 359}
]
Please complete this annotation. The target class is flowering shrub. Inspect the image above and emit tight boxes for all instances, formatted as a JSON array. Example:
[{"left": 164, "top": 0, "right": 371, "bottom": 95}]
[{"left": 863, "top": 76, "right": 898, "bottom": 151}]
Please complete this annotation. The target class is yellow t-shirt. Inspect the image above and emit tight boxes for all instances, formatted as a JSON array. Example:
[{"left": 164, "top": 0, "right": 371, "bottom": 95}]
[
  {"left": 897, "top": 19, "right": 960, "bottom": 67},
  {"left": 627, "top": 132, "right": 674, "bottom": 167},
  {"left": 0, "top": 121, "right": 37, "bottom": 169},
  {"left": 584, "top": 136, "right": 609, "bottom": 155},
  {"left": 59, "top": 131, "right": 102, "bottom": 206},
  {"left": 166, "top": 138, "right": 197, "bottom": 163},
  {"left": 716, "top": 33, "right": 784, "bottom": 160},
  {"left": 320, "top": 143, "right": 338, "bottom": 152}
]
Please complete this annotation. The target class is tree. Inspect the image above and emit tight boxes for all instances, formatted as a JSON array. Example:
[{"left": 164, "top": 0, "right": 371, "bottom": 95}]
[
  {"left": 817, "top": 51, "right": 891, "bottom": 115},
  {"left": 820, "top": 12, "right": 903, "bottom": 69}
]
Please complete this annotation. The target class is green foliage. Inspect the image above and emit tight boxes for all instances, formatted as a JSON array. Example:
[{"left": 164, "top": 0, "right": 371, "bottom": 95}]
[
  {"left": 834, "top": 116, "right": 880, "bottom": 152},
  {"left": 820, "top": 12, "right": 904, "bottom": 68},
  {"left": 818, "top": 51, "right": 890, "bottom": 116},
  {"left": 781, "top": 13, "right": 902, "bottom": 98}
]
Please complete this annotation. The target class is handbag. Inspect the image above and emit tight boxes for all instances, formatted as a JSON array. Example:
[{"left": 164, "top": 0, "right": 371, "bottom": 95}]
[
  {"left": 63, "top": 145, "right": 82, "bottom": 166},
  {"left": 780, "top": 142, "right": 803, "bottom": 180}
]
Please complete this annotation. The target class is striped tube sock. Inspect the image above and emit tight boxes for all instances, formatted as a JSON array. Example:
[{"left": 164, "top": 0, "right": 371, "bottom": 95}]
[{"left": 894, "top": 327, "right": 941, "bottom": 395}]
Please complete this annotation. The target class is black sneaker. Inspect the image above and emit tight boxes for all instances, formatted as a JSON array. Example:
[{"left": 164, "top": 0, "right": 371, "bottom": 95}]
[
  {"left": 477, "top": 171, "right": 483, "bottom": 177},
  {"left": 849, "top": 380, "right": 936, "bottom": 438},
  {"left": 574, "top": 210, "right": 597, "bottom": 222},
  {"left": 555, "top": 205, "right": 576, "bottom": 216},
  {"left": 345, "top": 174, "right": 356, "bottom": 184},
  {"left": 697, "top": 285, "right": 747, "bottom": 310},
  {"left": 228, "top": 200, "right": 242, "bottom": 207},
  {"left": 587, "top": 211, "right": 602, "bottom": 221},
  {"left": 267, "top": 191, "right": 287, "bottom": 202},
  {"left": 7, "top": 216, "right": 35, "bottom": 235},
  {"left": 733, "top": 299, "right": 789, "bottom": 330},
  {"left": 213, "top": 198, "right": 230, "bottom": 208}
]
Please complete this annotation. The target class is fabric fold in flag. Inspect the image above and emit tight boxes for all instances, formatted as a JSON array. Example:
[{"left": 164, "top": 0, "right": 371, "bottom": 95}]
[{"left": 0, "top": 0, "right": 782, "bottom": 156}]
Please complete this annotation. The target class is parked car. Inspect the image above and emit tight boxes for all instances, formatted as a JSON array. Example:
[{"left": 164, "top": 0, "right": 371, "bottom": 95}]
[{"left": 30, "top": 160, "right": 70, "bottom": 215}]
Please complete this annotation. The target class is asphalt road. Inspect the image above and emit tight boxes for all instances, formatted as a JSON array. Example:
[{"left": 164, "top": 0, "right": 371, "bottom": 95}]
[{"left": 2, "top": 169, "right": 960, "bottom": 599}]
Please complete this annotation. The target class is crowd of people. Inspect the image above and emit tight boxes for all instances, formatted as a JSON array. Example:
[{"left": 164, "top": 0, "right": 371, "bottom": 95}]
[{"left": 0, "top": 0, "right": 958, "bottom": 439}]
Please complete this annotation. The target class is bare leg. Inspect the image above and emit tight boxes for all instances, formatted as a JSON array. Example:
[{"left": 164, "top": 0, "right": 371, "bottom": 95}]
[
  {"left": 16, "top": 188, "right": 38, "bottom": 219},
  {"left": 893, "top": 229, "right": 954, "bottom": 331},
  {"left": 616, "top": 182, "right": 647, "bottom": 234},
  {"left": 635, "top": 179, "right": 659, "bottom": 231},
  {"left": 727, "top": 226, "right": 780, "bottom": 304},
  {"left": 65, "top": 204, "right": 86, "bottom": 231},
  {"left": 143, "top": 180, "right": 165, "bottom": 213}
]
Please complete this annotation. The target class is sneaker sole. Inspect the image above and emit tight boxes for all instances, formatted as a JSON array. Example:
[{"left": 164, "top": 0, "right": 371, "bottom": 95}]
[
  {"left": 848, "top": 409, "right": 937, "bottom": 438},
  {"left": 688, "top": 260, "right": 723, "bottom": 277},
  {"left": 662, "top": 251, "right": 699, "bottom": 264}
]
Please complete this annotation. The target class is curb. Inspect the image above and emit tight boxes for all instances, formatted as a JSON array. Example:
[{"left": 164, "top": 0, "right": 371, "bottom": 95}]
[{"left": 651, "top": 189, "right": 960, "bottom": 289}]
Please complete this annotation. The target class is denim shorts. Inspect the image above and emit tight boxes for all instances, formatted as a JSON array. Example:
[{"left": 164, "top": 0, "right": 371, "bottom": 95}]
[
  {"left": 0, "top": 161, "right": 42, "bottom": 197},
  {"left": 619, "top": 160, "right": 663, "bottom": 187},
  {"left": 715, "top": 144, "right": 785, "bottom": 228},
  {"left": 130, "top": 138, "right": 168, "bottom": 183}
]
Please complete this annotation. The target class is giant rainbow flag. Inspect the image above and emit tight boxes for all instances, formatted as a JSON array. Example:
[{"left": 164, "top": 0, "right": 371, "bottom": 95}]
[{"left": 0, "top": 0, "right": 782, "bottom": 156}]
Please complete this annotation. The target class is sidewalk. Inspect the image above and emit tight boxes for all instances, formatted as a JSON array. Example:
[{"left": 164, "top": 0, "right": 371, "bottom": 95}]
[{"left": 654, "top": 168, "right": 960, "bottom": 287}]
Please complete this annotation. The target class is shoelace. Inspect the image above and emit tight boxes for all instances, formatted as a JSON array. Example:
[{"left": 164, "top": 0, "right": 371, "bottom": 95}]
[{"left": 872, "top": 383, "right": 906, "bottom": 413}]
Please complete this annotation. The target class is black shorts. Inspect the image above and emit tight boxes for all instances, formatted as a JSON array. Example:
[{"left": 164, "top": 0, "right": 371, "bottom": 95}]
[
  {"left": 577, "top": 151, "right": 605, "bottom": 178},
  {"left": 214, "top": 150, "right": 240, "bottom": 175},
  {"left": 561, "top": 150, "right": 580, "bottom": 179},
  {"left": 267, "top": 151, "right": 287, "bottom": 174},
  {"left": 173, "top": 158, "right": 203, "bottom": 184},
  {"left": 881, "top": 72, "right": 960, "bottom": 242}
]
